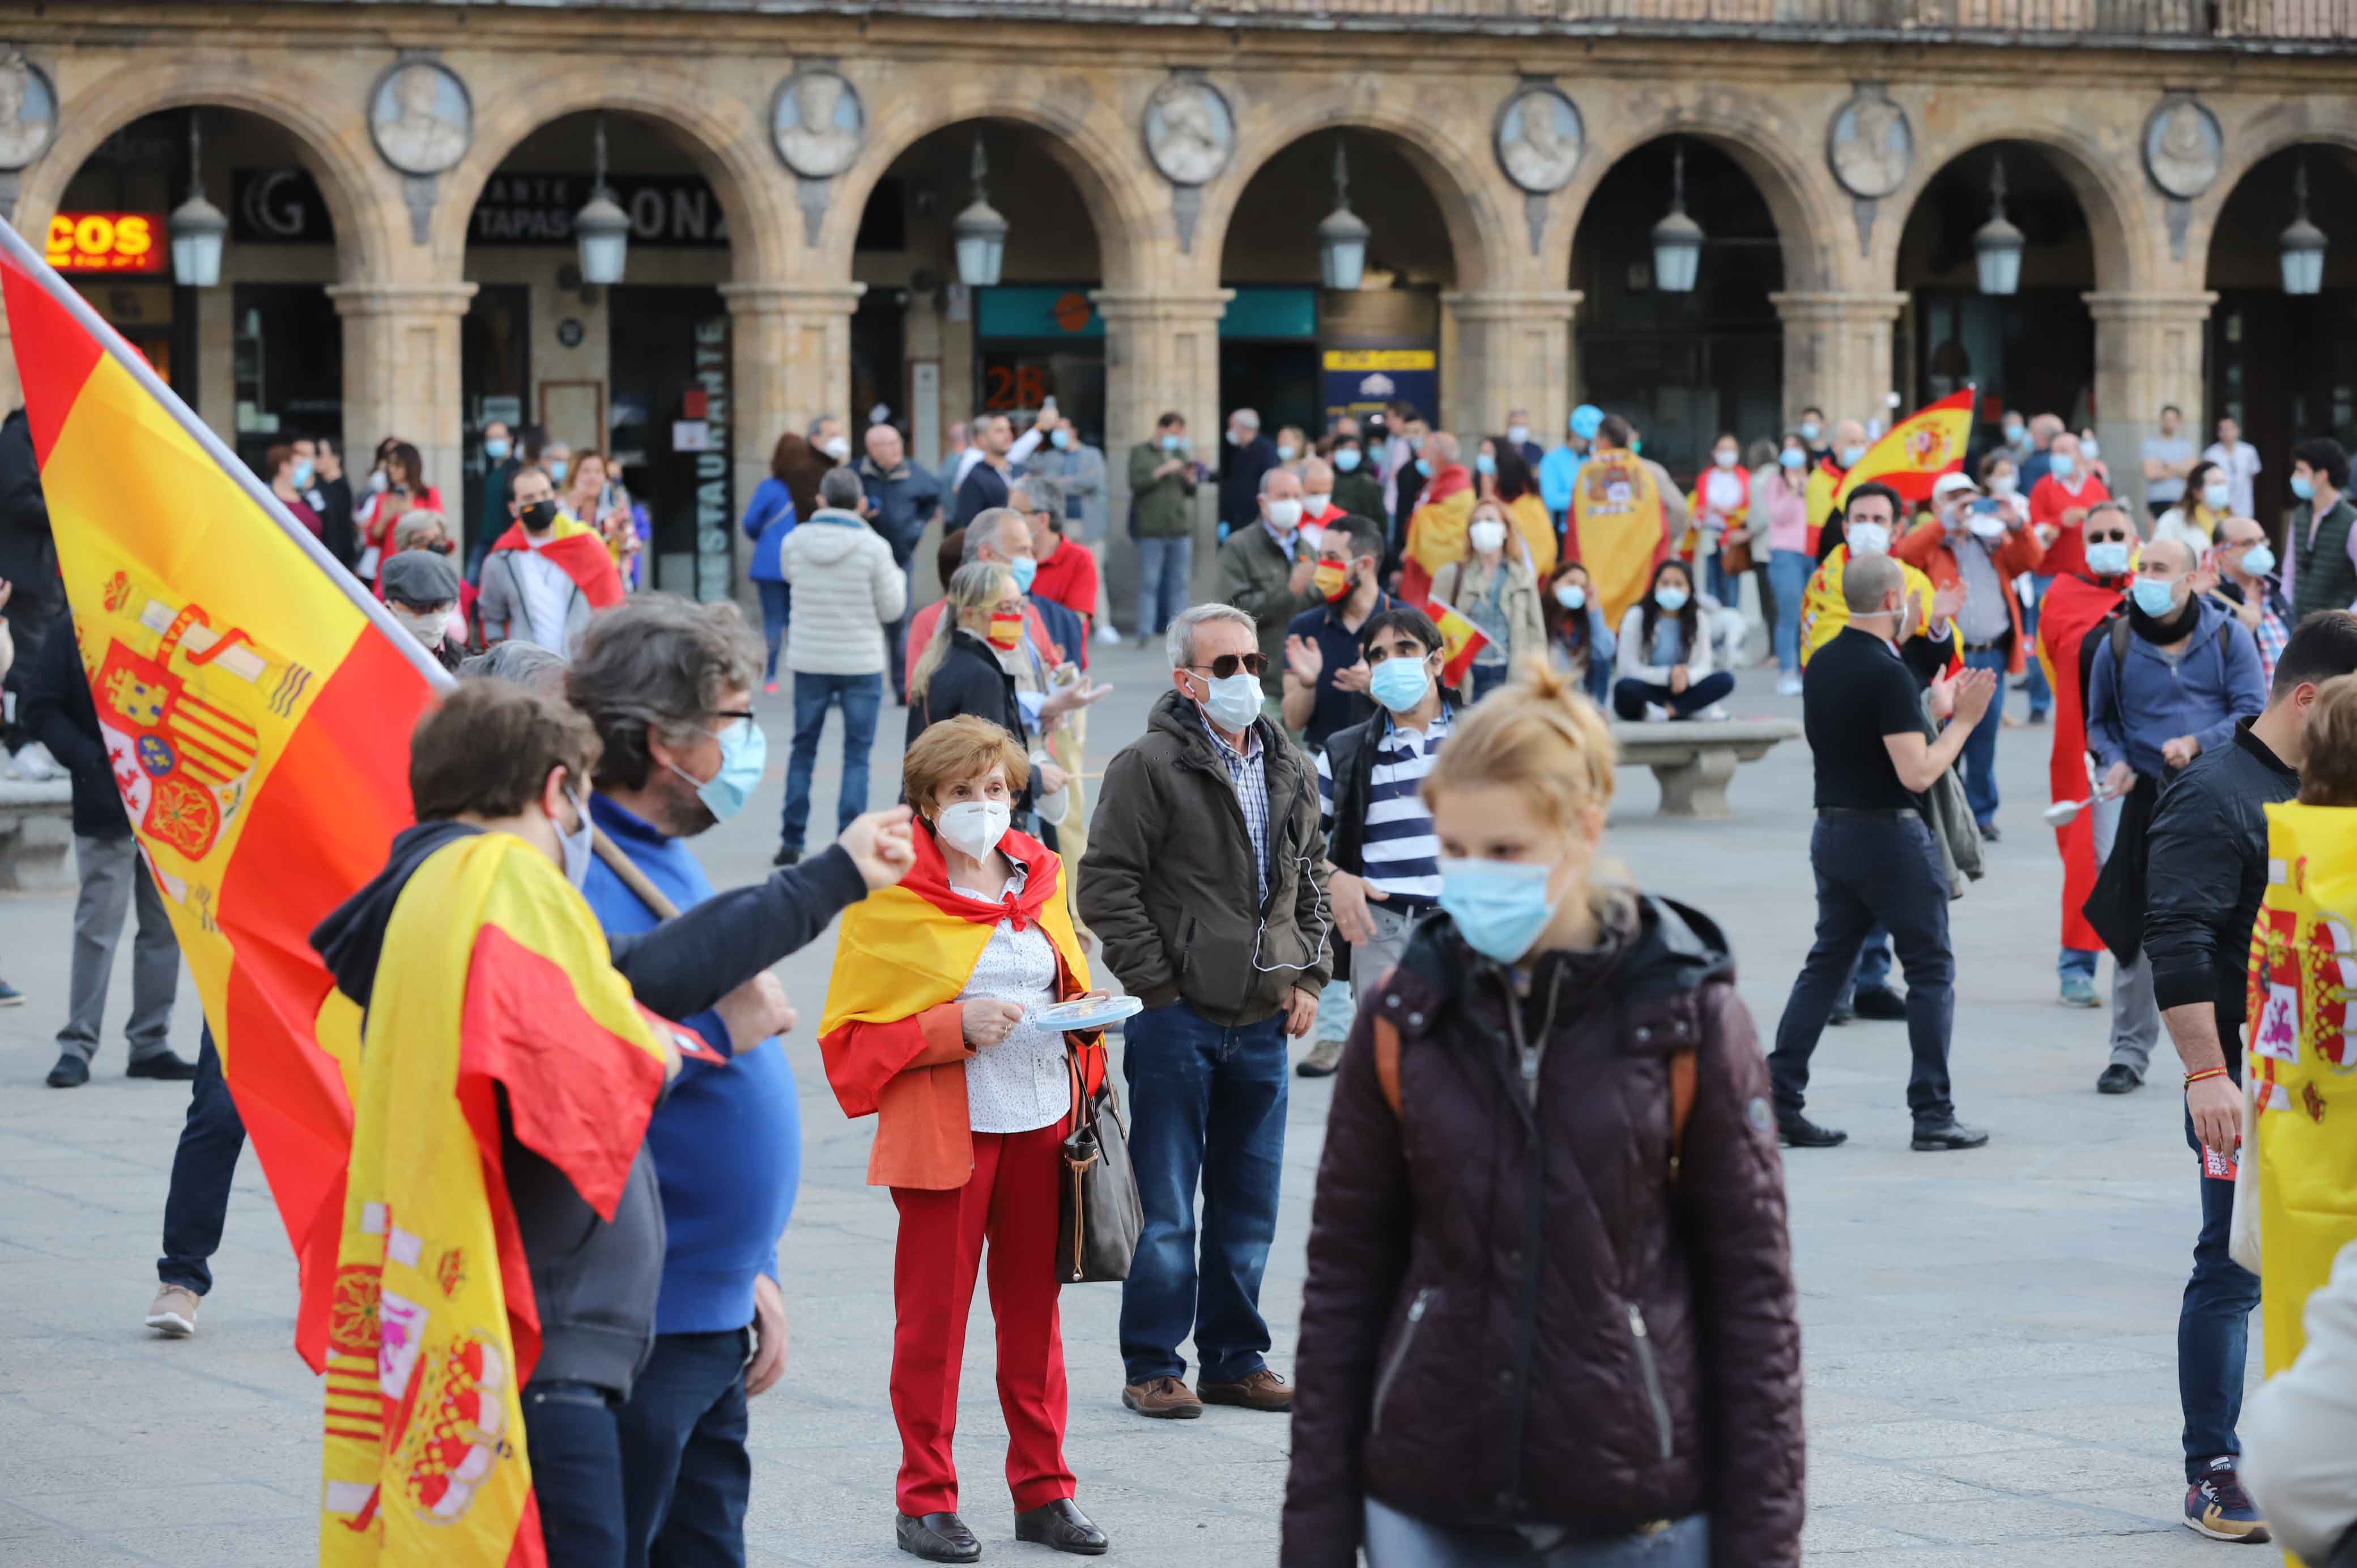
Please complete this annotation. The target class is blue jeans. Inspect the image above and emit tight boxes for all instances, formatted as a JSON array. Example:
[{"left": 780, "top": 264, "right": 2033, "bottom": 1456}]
[
  {"left": 2022, "top": 574, "right": 2052, "bottom": 717},
  {"left": 779, "top": 671, "right": 881, "bottom": 853},
  {"left": 1847, "top": 926, "right": 1893, "bottom": 998},
  {"left": 2060, "top": 947, "right": 2100, "bottom": 982},
  {"left": 1470, "top": 662, "right": 1509, "bottom": 702},
  {"left": 1769, "top": 814, "right": 1956, "bottom": 1126},
  {"left": 1769, "top": 549, "right": 1813, "bottom": 675},
  {"left": 1136, "top": 535, "right": 1194, "bottom": 638},
  {"left": 156, "top": 1026, "right": 244, "bottom": 1296},
  {"left": 1960, "top": 647, "right": 2008, "bottom": 828},
  {"left": 617, "top": 1329, "right": 752, "bottom": 1568},
  {"left": 1611, "top": 670, "right": 1733, "bottom": 721},
  {"left": 2182, "top": 1090, "right": 2261, "bottom": 1480},
  {"left": 1704, "top": 552, "right": 1741, "bottom": 620},
  {"left": 526, "top": 1382, "right": 631, "bottom": 1568},
  {"left": 754, "top": 581, "right": 789, "bottom": 683},
  {"left": 1120, "top": 999, "right": 1289, "bottom": 1386}
]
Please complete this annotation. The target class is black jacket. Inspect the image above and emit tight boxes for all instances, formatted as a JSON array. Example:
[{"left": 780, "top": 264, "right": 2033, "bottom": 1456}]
[
  {"left": 909, "top": 629, "right": 1036, "bottom": 814},
  {"left": 2144, "top": 719, "right": 2298, "bottom": 1037},
  {"left": 18, "top": 611, "right": 130, "bottom": 839},
  {"left": 313, "top": 476, "right": 358, "bottom": 572},
  {"left": 1322, "top": 703, "right": 1453, "bottom": 883},
  {"left": 0, "top": 407, "right": 62, "bottom": 637},
  {"left": 1219, "top": 433, "right": 1280, "bottom": 532},
  {"left": 312, "top": 821, "right": 870, "bottom": 1395}
]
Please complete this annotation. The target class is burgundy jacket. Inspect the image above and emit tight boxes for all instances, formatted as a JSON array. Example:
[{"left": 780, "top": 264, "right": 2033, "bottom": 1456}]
[{"left": 1281, "top": 897, "right": 1803, "bottom": 1568}]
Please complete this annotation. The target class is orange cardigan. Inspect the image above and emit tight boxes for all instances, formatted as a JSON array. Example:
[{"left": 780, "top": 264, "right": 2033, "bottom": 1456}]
[{"left": 1894, "top": 519, "right": 2047, "bottom": 674}]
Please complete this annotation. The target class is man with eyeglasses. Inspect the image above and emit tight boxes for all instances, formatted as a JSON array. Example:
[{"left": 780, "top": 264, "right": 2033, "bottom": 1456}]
[{"left": 1081, "top": 602, "right": 1330, "bottom": 1425}]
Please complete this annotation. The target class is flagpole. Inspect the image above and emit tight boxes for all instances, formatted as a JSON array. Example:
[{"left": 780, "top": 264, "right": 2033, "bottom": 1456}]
[{"left": 0, "top": 218, "right": 457, "bottom": 692}]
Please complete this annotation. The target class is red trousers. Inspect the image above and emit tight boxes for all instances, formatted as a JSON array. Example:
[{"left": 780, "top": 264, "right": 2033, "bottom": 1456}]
[{"left": 888, "top": 1120, "right": 1075, "bottom": 1517}]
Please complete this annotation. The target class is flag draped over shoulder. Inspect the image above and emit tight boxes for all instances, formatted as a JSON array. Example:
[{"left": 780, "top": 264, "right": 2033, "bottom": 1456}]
[
  {"left": 1832, "top": 388, "right": 1975, "bottom": 512},
  {"left": 0, "top": 226, "right": 448, "bottom": 1369},
  {"left": 2035, "top": 573, "right": 2122, "bottom": 956},
  {"left": 485, "top": 517, "right": 624, "bottom": 608},
  {"left": 321, "top": 833, "right": 678, "bottom": 1567},
  {"left": 1803, "top": 459, "right": 1841, "bottom": 557},
  {"left": 1567, "top": 446, "right": 1667, "bottom": 630}
]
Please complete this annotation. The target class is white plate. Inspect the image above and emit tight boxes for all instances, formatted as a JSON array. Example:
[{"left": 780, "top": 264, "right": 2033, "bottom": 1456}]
[{"left": 1029, "top": 995, "right": 1145, "bottom": 1032}]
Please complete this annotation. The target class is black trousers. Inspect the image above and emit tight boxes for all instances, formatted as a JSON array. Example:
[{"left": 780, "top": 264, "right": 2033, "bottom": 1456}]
[
  {"left": 526, "top": 1380, "right": 631, "bottom": 1568},
  {"left": 157, "top": 1026, "right": 244, "bottom": 1294},
  {"left": 1769, "top": 811, "right": 1957, "bottom": 1127}
]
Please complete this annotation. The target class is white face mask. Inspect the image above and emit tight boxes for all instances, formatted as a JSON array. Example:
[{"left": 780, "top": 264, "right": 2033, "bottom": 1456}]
[
  {"left": 1713, "top": 450, "right": 1738, "bottom": 470},
  {"left": 1194, "top": 669, "right": 1264, "bottom": 732},
  {"left": 1265, "top": 498, "right": 1303, "bottom": 532},
  {"left": 1303, "top": 491, "right": 1332, "bottom": 517},
  {"left": 2202, "top": 482, "right": 2231, "bottom": 512},
  {"left": 1507, "top": 424, "right": 1530, "bottom": 448},
  {"left": 390, "top": 606, "right": 449, "bottom": 649},
  {"left": 1967, "top": 514, "right": 2007, "bottom": 542},
  {"left": 1989, "top": 474, "right": 2018, "bottom": 498},
  {"left": 936, "top": 799, "right": 1011, "bottom": 862},
  {"left": 822, "top": 435, "right": 851, "bottom": 461},
  {"left": 1469, "top": 519, "right": 1509, "bottom": 553},
  {"left": 1847, "top": 521, "right": 1892, "bottom": 557}
]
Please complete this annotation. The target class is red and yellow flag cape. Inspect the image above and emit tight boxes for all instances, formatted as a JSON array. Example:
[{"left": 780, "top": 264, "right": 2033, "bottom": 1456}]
[
  {"left": 0, "top": 227, "right": 447, "bottom": 1367},
  {"left": 1401, "top": 464, "right": 1475, "bottom": 604},
  {"left": 1567, "top": 446, "right": 1668, "bottom": 630},
  {"left": 1832, "top": 387, "right": 1975, "bottom": 512},
  {"left": 320, "top": 832, "right": 679, "bottom": 1566},
  {"left": 2036, "top": 572, "right": 2126, "bottom": 956},
  {"left": 485, "top": 517, "right": 625, "bottom": 609}
]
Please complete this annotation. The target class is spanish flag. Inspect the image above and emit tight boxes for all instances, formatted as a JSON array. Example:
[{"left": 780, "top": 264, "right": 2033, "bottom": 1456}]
[
  {"left": 1832, "top": 387, "right": 1976, "bottom": 512},
  {"left": 1422, "top": 596, "right": 1491, "bottom": 688}
]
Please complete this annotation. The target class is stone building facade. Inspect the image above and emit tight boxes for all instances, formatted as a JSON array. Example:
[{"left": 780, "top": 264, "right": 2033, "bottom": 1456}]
[{"left": 1, "top": 2, "right": 2352, "bottom": 612}]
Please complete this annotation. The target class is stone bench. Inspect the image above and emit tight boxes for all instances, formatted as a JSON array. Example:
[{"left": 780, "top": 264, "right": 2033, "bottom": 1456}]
[
  {"left": 1610, "top": 719, "right": 1802, "bottom": 819},
  {"left": 0, "top": 778, "right": 75, "bottom": 890}
]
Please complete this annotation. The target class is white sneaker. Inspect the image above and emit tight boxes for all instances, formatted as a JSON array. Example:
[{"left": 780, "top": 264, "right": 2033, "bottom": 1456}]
[
  {"left": 1643, "top": 702, "right": 1670, "bottom": 723},
  {"left": 1094, "top": 624, "right": 1124, "bottom": 646},
  {"left": 7, "top": 740, "right": 61, "bottom": 781},
  {"left": 1776, "top": 674, "right": 1804, "bottom": 697},
  {"left": 1699, "top": 703, "right": 1733, "bottom": 721},
  {"left": 144, "top": 1283, "right": 199, "bottom": 1338}
]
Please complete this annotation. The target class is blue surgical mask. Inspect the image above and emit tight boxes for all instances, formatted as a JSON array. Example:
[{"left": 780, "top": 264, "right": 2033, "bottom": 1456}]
[
  {"left": 2049, "top": 453, "right": 2075, "bottom": 479},
  {"left": 1010, "top": 555, "right": 1039, "bottom": 593},
  {"left": 668, "top": 718, "right": 767, "bottom": 824},
  {"left": 548, "top": 458, "right": 569, "bottom": 484},
  {"left": 560, "top": 790, "right": 593, "bottom": 889},
  {"left": 2081, "top": 437, "right": 2101, "bottom": 461},
  {"left": 1277, "top": 443, "right": 1297, "bottom": 462},
  {"left": 2003, "top": 421, "right": 2025, "bottom": 444},
  {"left": 2131, "top": 577, "right": 2181, "bottom": 617},
  {"left": 1334, "top": 447, "right": 1362, "bottom": 472},
  {"left": 1840, "top": 444, "right": 1868, "bottom": 468},
  {"left": 1474, "top": 453, "right": 1497, "bottom": 476},
  {"left": 1161, "top": 433, "right": 1185, "bottom": 453},
  {"left": 1368, "top": 656, "right": 1431, "bottom": 713},
  {"left": 1799, "top": 421, "right": 1822, "bottom": 444},
  {"left": 1653, "top": 586, "right": 1690, "bottom": 613},
  {"left": 2202, "top": 482, "right": 2231, "bottom": 512},
  {"left": 1439, "top": 858, "right": 1562, "bottom": 965},
  {"left": 2241, "top": 544, "right": 2277, "bottom": 578},
  {"left": 1779, "top": 447, "right": 1806, "bottom": 470},
  {"left": 1415, "top": 458, "right": 1432, "bottom": 478},
  {"left": 2293, "top": 474, "right": 2317, "bottom": 501},
  {"left": 1050, "top": 428, "right": 1072, "bottom": 450},
  {"left": 291, "top": 459, "right": 314, "bottom": 490},
  {"left": 2085, "top": 541, "right": 2131, "bottom": 577},
  {"left": 1554, "top": 582, "right": 1586, "bottom": 611},
  {"left": 483, "top": 437, "right": 511, "bottom": 462},
  {"left": 1195, "top": 670, "right": 1263, "bottom": 733}
]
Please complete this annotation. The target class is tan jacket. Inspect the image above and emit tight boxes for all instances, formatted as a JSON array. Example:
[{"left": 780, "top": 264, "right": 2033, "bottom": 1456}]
[{"left": 1433, "top": 555, "right": 1545, "bottom": 680}]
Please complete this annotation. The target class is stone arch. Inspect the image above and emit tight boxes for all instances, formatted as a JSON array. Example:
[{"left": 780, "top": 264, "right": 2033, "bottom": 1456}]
[
  {"left": 13, "top": 56, "right": 394, "bottom": 282},
  {"left": 2190, "top": 98, "right": 2357, "bottom": 276},
  {"left": 432, "top": 64, "right": 789, "bottom": 281},
  {"left": 1197, "top": 87, "right": 1511, "bottom": 293},
  {"left": 1876, "top": 121, "right": 2148, "bottom": 296},
  {"left": 1544, "top": 92, "right": 1839, "bottom": 295},
  {"left": 822, "top": 76, "right": 1155, "bottom": 291}
]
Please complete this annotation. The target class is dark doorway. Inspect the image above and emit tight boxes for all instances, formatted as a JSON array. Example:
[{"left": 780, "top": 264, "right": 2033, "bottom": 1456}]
[
  {"left": 852, "top": 288, "right": 908, "bottom": 433},
  {"left": 229, "top": 282, "right": 342, "bottom": 475},
  {"left": 1218, "top": 343, "right": 1321, "bottom": 437},
  {"left": 609, "top": 284, "right": 733, "bottom": 600},
  {"left": 461, "top": 282, "right": 531, "bottom": 557}
]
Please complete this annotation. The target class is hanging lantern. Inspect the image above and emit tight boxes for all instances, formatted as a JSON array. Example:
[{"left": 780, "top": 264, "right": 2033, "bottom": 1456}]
[
  {"left": 1650, "top": 141, "right": 1703, "bottom": 295},
  {"left": 2281, "top": 156, "right": 2328, "bottom": 297},
  {"left": 951, "top": 134, "right": 1008, "bottom": 289},
  {"left": 1973, "top": 155, "right": 2024, "bottom": 297},
  {"left": 167, "top": 109, "right": 228, "bottom": 289},
  {"left": 1317, "top": 139, "right": 1372, "bottom": 292},
  {"left": 575, "top": 114, "right": 631, "bottom": 287}
]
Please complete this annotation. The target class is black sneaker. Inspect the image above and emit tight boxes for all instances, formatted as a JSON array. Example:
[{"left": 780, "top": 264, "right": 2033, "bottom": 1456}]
[
  {"left": 1912, "top": 1119, "right": 1990, "bottom": 1151},
  {"left": 0, "top": 979, "right": 22, "bottom": 1007},
  {"left": 1778, "top": 1114, "right": 1848, "bottom": 1148},
  {"left": 772, "top": 846, "right": 801, "bottom": 868},
  {"left": 45, "top": 1052, "right": 89, "bottom": 1088},
  {"left": 1852, "top": 985, "right": 1907, "bottom": 1021},
  {"left": 1828, "top": 995, "right": 1855, "bottom": 1026},
  {"left": 1978, "top": 821, "right": 2002, "bottom": 844},
  {"left": 126, "top": 1053, "right": 198, "bottom": 1081},
  {"left": 2096, "top": 1063, "right": 2142, "bottom": 1095}
]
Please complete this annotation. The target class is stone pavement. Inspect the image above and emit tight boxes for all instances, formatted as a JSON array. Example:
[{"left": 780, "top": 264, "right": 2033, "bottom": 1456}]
[{"left": 0, "top": 644, "right": 2247, "bottom": 1564}]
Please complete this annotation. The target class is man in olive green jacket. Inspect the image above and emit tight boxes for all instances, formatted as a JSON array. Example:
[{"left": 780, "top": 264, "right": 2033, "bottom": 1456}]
[
  {"left": 1218, "top": 465, "right": 1324, "bottom": 709},
  {"left": 1129, "top": 410, "right": 1201, "bottom": 642}
]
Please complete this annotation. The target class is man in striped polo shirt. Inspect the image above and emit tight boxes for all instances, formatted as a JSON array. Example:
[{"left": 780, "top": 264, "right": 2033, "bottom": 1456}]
[{"left": 1302, "top": 606, "right": 1452, "bottom": 1077}]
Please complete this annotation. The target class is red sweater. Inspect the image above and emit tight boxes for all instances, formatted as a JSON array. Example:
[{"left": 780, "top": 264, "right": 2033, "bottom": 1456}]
[
  {"left": 2027, "top": 472, "right": 2111, "bottom": 580},
  {"left": 1031, "top": 538, "right": 1098, "bottom": 624}
]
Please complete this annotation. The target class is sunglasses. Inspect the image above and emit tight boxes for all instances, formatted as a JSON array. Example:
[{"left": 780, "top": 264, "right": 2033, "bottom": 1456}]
[{"left": 1189, "top": 653, "right": 1269, "bottom": 680}]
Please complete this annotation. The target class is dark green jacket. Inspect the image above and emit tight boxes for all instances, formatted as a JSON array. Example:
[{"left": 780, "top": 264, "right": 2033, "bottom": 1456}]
[
  {"left": 1218, "top": 522, "right": 1324, "bottom": 697},
  {"left": 2293, "top": 496, "right": 2357, "bottom": 621},
  {"left": 1128, "top": 442, "right": 1199, "bottom": 539},
  {"left": 1331, "top": 469, "right": 1386, "bottom": 527}
]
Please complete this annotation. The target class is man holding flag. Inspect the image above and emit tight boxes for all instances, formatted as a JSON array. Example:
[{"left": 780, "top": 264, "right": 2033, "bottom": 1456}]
[{"left": 478, "top": 463, "right": 627, "bottom": 654}]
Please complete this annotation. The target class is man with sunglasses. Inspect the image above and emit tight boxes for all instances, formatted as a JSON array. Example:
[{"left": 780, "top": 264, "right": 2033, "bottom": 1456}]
[{"left": 1082, "top": 603, "right": 1331, "bottom": 1424}]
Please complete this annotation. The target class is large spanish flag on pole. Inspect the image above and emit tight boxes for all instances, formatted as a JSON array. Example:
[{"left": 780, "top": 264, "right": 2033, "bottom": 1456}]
[
  {"left": 0, "top": 220, "right": 448, "bottom": 1369},
  {"left": 1833, "top": 386, "right": 1976, "bottom": 512}
]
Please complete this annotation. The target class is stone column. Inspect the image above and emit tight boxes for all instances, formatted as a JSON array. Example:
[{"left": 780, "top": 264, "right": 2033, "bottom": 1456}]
[
  {"left": 326, "top": 282, "right": 476, "bottom": 512},
  {"left": 1090, "top": 288, "right": 1231, "bottom": 631},
  {"left": 1439, "top": 290, "right": 1582, "bottom": 441},
  {"left": 2083, "top": 291, "right": 2216, "bottom": 519},
  {"left": 721, "top": 280, "right": 865, "bottom": 606},
  {"left": 1771, "top": 292, "right": 1909, "bottom": 430}
]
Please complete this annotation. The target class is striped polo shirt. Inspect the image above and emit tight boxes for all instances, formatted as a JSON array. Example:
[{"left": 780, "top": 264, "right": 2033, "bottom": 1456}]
[{"left": 1317, "top": 709, "right": 1450, "bottom": 904}]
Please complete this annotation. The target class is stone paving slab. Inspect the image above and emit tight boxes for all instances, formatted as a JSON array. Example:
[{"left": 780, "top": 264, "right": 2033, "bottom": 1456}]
[{"left": 0, "top": 648, "right": 2241, "bottom": 1562}]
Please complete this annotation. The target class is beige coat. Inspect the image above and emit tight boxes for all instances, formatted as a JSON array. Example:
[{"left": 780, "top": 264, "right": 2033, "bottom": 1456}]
[{"left": 1433, "top": 554, "right": 1546, "bottom": 681}]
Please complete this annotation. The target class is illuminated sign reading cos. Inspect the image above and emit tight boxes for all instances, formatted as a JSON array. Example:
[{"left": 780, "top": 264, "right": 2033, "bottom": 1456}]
[{"left": 47, "top": 211, "right": 165, "bottom": 274}]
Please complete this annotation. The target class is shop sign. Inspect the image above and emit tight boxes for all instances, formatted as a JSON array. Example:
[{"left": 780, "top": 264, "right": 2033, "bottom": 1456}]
[
  {"left": 47, "top": 211, "right": 164, "bottom": 274},
  {"left": 692, "top": 316, "right": 733, "bottom": 602},
  {"left": 977, "top": 287, "right": 1102, "bottom": 341},
  {"left": 1322, "top": 347, "right": 1438, "bottom": 424},
  {"left": 232, "top": 167, "right": 734, "bottom": 249}
]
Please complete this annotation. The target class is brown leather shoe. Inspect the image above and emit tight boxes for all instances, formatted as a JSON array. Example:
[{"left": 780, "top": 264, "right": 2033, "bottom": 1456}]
[
  {"left": 1121, "top": 1375, "right": 1202, "bottom": 1419},
  {"left": 1199, "top": 1368, "right": 1293, "bottom": 1412}
]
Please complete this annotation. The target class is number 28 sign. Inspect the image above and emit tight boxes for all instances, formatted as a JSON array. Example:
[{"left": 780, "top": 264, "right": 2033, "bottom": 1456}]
[{"left": 47, "top": 211, "right": 166, "bottom": 275}]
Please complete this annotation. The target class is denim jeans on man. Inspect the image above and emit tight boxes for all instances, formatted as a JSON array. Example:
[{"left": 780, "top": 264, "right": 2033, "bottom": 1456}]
[
  {"left": 616, "top": 1328, "right": 752, "bottom": 1568},
  {"left": 1959, "top": 646, "right": 2009, "bottom": 828},
  {"left": 156, "top": 1026, "right": 244, "bottom": 1296},
  {"left": 2022, "top": 574, "right": 2053, "bottom": 717},
  {"left": 1769, "top": 812, "right": 1956, "bottom": 1126},
  {"left": 525, "top": 1383, "right": 632, "bottom": 1568},
  {"left": 754, "top": 581, "right": 790, "bottom": 684},
  {"left": 1769, "top": 549, "right": 1813, "bottom": 675},
  {"left": 1120, "top": 999, "right": 1289, "bottom": 1385},
  {"left": 2182, "top": 1090, "right": 2260, "bottom": 1480},
  {"left": 1135, "top": 536, "right": 1194, "bottom": 640},
  {"left": 779, "top": 671, "right": 881, "bottom": 854}
]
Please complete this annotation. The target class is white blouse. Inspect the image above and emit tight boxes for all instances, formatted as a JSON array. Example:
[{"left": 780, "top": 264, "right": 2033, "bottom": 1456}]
[{"left": 950, "top": 862, "right": 1070, "bottom": 1135}]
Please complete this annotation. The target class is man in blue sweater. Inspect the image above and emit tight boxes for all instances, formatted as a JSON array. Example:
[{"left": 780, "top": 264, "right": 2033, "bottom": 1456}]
[{"left": 567, "top": 596, "right": 915, "bottom": 1568}]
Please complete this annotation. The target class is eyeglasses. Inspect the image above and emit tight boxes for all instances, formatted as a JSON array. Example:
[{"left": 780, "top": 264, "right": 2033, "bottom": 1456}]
[{"left": 1189, "top": 653, "right": 1269, "bottom": 680}]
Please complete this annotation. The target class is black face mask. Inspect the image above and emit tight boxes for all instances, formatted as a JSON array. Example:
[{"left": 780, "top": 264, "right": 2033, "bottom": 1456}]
[{"left": 516, "top": 499, "right": 559, "bottom": 531}]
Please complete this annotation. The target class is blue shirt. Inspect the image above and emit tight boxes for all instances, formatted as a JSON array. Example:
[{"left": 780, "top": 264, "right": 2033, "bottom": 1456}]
[
  {"left": 1286, "top": 592, "right": 1396, "bottom": 752},
  {"left": 742, "top": 476, "right": 797, "bottom": 582},
  {"left": 1538, "top": 445, "right": 1584, "bottom": 515},
  {"left": 2085, "top": 598, "right": 2267, "bottom": 782},
  {"left": 582, "top": 794, "right": 799, "bottom": 1334}
]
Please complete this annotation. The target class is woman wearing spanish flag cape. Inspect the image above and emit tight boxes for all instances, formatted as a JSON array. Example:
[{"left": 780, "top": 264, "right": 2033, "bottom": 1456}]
[{"left": 819, "top": 715, "right": 1112, "bottom": 1562}]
